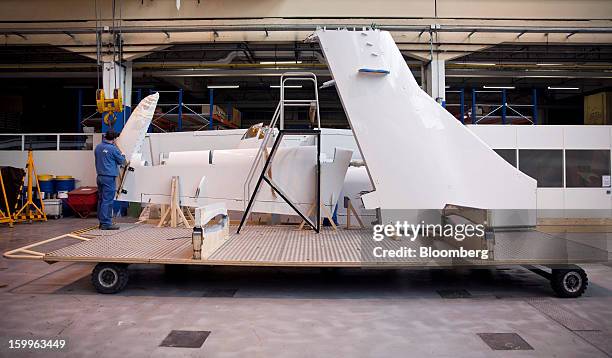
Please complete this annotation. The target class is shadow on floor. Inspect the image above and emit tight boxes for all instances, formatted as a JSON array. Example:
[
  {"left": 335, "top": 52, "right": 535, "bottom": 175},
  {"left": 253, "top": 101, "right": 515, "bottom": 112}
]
[{"left": 37, "top": 264, "right": 605, "bottom": 299}]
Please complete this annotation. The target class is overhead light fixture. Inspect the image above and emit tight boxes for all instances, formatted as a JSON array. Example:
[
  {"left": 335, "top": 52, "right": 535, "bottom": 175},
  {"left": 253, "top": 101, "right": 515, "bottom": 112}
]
[
  {"left": 207, "top": 85, "right": 239, "bottom": 89},
  {"left": 547, "top": 86, "right": 580, "bottom": 90},
  {"left": 445, "top": 85, "right": 451, "bottom": 89},
  {"left": 536, "top": 63, "right": 563, "bottom": 66},
  {"left": 259, "top": 61, "right": 303, "bottom": 65},
  {"left": 483, "top": 85, "right": 515, "bottom": 89},
  {"left": 455, "top": 62, "right": 496, "bottom": 66},
  {"left": 270, "top": 85, "right": 302, "bottom": 88}
]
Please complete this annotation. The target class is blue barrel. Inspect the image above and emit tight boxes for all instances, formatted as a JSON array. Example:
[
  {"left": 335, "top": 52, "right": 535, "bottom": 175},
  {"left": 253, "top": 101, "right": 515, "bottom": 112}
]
[
  {"left": 37, "top": 175, "right": 55, "bottom": 197},
  {"left": 55, "top": 176, "right": 76, "bottom": 192}
]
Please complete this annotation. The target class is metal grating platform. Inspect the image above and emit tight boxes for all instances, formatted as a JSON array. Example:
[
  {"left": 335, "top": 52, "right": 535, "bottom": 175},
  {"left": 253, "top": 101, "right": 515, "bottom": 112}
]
[
  {"left": 46, "top": 224, "right": 443, "bottom": 267},
  {"left": 42, "top": 224, "right": 608, "bottom": 267},
  {"left": 493, "top": 230, "right": 609, "bottom": 264}
]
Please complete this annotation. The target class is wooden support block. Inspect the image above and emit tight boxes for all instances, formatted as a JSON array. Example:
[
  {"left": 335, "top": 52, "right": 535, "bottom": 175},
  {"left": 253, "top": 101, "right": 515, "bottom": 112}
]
[
  {"left": 298, "top": 203, "right": 316, "bottom": 230},
  {"left": 157, "top": 176, "right": 191, "bottom": 228},
  {"left": 298, "top": 201, "right": 337, "bottom": 231},
  {"left": 345, "top": 198, "right": 365, "bottom": 229}
]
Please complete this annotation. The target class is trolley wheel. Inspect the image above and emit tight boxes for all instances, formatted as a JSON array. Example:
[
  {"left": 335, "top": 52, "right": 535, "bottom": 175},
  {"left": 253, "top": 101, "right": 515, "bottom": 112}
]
[
  {"left": 91, "top": 263, "right": 129, "bottom": 294},
  {"left": 551, "top": 267, "right": 588, "bottom": 298}
]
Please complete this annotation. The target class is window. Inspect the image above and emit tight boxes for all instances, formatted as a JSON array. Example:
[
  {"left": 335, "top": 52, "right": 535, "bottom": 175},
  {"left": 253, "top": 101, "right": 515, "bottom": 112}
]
[
  {"left": 566, "top": 150, "right": 611, "bottom": 188},
  {"left": 518, "top": 150, "right": 563, "bottom": 187},
  {"left": 0, "top": 135, "right": 22, "bottom": 150},
  {"left": 494, "top": 149, "right": 516, "bottom": 167},
  {"left": 23, "top": 135, "right": 57, "bottom": 150},
  {"left": 59, "top": 135, "right": 93, "bottom": 150}
]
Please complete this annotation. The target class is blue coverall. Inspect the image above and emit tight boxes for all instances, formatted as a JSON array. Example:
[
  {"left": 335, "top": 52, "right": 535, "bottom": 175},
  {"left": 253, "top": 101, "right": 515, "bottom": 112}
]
[{"left": 94, "top": 140, "right": 127, "bottom": 228}]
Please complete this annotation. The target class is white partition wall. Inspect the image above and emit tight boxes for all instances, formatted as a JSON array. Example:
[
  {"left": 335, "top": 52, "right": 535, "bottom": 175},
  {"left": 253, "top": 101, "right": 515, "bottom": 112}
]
[{"left": 468, "top": 125, "right": 612, "bottom": 217}]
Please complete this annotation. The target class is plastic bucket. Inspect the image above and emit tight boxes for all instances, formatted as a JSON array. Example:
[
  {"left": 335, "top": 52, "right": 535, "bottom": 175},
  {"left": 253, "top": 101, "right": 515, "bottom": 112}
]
[{"left": 55, "top": 176, "right": 76, "bottom": 192}]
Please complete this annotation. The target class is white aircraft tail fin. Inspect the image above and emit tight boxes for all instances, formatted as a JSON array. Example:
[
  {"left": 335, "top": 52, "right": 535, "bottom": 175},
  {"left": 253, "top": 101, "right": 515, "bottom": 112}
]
[
  {"left": 116, "top": 92, "right": 159, "bottom": 162},
  {"left": 317, "top": 29, "right": 536, "bottom": 210}
]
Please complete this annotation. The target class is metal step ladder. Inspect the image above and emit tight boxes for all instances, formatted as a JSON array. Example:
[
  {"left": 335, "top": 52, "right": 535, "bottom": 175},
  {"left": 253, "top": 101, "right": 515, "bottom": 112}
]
[{"left": 239, "top": 72, "right": 322, "bottom": 233}]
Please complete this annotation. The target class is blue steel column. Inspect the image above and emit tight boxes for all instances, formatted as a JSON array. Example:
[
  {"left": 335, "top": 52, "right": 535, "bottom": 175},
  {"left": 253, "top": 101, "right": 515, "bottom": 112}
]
[
  {"left": 501, "top": 89, "right": 507, "bottom": 124},
  {"left": 471, "top": 88, "right": 477, "bottom": 124},
  {"left": 177, "top": 88, "right": 183, "bottom": 131},
  {"left": 123, "top": 105, "right": 131, "bottom": 129},
  {"left": 532, "top": 88, "right": 538, "bottom": 125},
  {"left": 209, "top": 88, "right": 214, "bottom": 130},
  {"left": 459, "top": 88, "right": 465, "bottom": 124},
  {"left": 76, "top": 89, "right": 83, "bottom": 132},
  {"left": 228, "top": 101, "right": 232, "bottom": 124}
]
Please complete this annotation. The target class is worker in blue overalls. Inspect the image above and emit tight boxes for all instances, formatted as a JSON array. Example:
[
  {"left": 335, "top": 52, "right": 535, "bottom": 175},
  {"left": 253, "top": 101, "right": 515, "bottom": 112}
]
[{"left": 94, "top": 131, "right": 127, "bottom": 230}]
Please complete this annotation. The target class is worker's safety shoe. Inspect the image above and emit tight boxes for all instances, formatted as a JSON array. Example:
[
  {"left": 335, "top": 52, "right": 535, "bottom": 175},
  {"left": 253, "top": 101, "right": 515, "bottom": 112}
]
[{"left": 100, "top": 224, "right": 120, "bottom": 230}]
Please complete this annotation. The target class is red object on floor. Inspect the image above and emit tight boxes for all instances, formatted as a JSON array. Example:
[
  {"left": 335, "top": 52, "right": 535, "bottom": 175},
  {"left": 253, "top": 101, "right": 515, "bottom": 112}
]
[{"left": 66, "top": 186, "right": 98, "bottom": 218}]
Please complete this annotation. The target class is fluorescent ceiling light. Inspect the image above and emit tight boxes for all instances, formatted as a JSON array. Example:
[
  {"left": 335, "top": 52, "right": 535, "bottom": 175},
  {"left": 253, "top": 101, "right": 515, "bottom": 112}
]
[
  {"left": 445, "top": 85, "right": 451, "bottom": 89},
  {"left": 259, "top": 61, "right": 303, "bottom": 65},
  {"left": 207, "top": 85, "right": 239, "bottom": 89},
  {"left": 547, "top": 86, "right": 580, "bottom": 90},
  {"left": 270, "top": 85, "right": 303, "bottom": 88},
  {"left": 456, "top": 62, "right": 496, "bottom": 66},
  {"left": 483, "top": 85, "right": 515, "bottom": 89}
]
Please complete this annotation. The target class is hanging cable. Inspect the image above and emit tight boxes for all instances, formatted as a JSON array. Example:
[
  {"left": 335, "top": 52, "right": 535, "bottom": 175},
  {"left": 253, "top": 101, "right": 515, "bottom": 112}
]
[
  {"left": 112, "top": 0, "right": 117, "bottom": 90},
  {"left": 94, "top": 0, "right": 100, "bottom": 91},
  {"left": 119, "top": 0, "right": 124, "bottom": 98}
]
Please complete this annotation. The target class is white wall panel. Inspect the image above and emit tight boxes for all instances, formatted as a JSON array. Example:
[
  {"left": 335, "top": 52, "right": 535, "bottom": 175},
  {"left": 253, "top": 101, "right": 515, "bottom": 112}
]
[
  {"left": 565, "top": 188, "right": 611, "bottom": 210},
  {"left": 517, "top": 126, "right": 564, "bottom": 149},
  {"left": 537, "top": 188, "right": 564, "bottom": 210},
  {"left": 467, "top": 125, "right": 517, "bottom": 149},
  {"left": 564, "top": 126, "right": 611, "bottom": 149}
]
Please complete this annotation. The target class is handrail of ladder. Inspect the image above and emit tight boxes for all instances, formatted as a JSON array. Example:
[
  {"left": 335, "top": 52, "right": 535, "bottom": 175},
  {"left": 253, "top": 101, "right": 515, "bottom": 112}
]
[
  {"left": 242, "top": 102, "right": 281, "bottom": 208},
  {"left": 280, "top": 72, "right": 321, "bottom": 130}
]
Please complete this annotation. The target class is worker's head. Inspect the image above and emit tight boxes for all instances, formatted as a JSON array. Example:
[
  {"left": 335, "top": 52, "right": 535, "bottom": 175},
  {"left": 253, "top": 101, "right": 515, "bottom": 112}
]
[{"left": 104, "top": 131, "right": 119, "bottom": 143}]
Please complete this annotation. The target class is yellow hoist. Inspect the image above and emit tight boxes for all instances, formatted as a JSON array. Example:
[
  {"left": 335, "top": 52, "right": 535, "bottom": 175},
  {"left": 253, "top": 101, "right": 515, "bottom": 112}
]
[{"left": 96, "top": 88, "right": 123, "bottom": 127}]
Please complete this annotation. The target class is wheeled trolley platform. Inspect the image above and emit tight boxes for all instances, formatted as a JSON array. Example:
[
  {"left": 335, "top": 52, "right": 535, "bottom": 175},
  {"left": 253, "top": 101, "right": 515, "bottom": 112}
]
[{"left": 4, "top": 223, "right": 607, "bottom": 297}]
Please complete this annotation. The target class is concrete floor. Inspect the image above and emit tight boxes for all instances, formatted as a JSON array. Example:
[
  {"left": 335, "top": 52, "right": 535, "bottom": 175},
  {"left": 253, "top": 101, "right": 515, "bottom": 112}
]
[{"left": 0, "top": 218, "right": 611, "bottom": 357}]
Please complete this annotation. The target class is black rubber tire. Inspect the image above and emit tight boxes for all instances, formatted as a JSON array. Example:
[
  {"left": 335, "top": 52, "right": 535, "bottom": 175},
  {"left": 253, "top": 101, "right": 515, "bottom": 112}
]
[
  {"left": 91, "top": 263, "right": 129, "bottom": 294},
  {"left": 551, "top": 268, "right": 588, "bottom": 298}
]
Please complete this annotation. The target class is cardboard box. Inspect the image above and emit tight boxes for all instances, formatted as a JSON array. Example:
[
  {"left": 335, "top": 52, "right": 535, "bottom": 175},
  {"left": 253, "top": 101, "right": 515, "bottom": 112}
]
[
  {"left": 202, "top": 105, "right": 227, "bottom": 121},
  {"left": 230, "top": 107, "right": 242, "bottom": 127},
  {"left": 584, "top": 92, "right": 612, "bottom": 125}
]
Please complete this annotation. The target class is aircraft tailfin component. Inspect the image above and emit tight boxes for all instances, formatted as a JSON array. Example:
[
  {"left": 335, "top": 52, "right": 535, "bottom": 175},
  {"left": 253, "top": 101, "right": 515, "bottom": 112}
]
[
  {"left": 116, "top": 92, "right": 159, "bottom": 163},
  {"left": 316, "top": 29, "right": 537, "bottom": 211}
]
